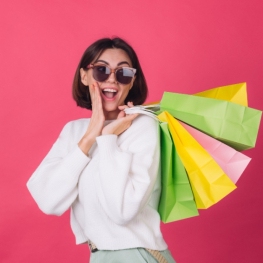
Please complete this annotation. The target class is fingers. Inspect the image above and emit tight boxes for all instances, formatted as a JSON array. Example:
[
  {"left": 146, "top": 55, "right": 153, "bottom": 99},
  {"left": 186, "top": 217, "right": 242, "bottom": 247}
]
[
  {"left": 118, "top": 105, "right": 128, "bottom": 110},
  {"left": 90, "top": 82, "right": 103, "bottom": 111},
  {"left": 126, "top": 113, "right": 139, "bottom": 121},
  {"left": 102, "top": 113, "right": 138, "bottom": 136},
  {"left": 89, "top": 83, "right": 96, "bottom": 106},
  {"left": 117, "top": 110, "right": 126, "bottom": 119},
  {"left": 117, "top": 111, "right": 138, "bottom": 121},
  {"left": 127, "top": 101, "right": 134, "bottom": 107},
  {"left": 89, "top": 82, "right": 105, "bottom": 128},
  {"left": 118, "top": 101, "right": 134, "bottom": 111},
  {"left": 90, "top": 82, "right": 100, "bottom": 99},
  {"left": 118, "top": 101, "right": 138, "bottom": 121},
  {"left": 94, "top": 84, "right": 102, "bottom": 108}
]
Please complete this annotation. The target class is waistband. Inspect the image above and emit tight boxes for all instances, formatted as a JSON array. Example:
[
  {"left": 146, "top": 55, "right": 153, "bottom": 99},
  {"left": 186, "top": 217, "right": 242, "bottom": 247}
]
[{"left": 87, "top": 241, "right": 168, "bottom": 263}]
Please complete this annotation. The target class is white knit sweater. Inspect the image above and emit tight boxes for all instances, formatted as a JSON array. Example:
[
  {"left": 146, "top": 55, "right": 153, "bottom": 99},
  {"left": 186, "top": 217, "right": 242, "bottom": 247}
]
[{"left": 27, "top": 115, "right": 168, "bottom": 250}]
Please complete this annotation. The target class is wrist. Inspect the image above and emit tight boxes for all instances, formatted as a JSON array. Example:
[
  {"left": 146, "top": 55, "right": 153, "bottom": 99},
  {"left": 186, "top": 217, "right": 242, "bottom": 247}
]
[
  {"left": 78, "top": 134, "right": 95, "bottom": 155},
  {"left": 102, "top": 126, "right": 114, "bottom": 135}
]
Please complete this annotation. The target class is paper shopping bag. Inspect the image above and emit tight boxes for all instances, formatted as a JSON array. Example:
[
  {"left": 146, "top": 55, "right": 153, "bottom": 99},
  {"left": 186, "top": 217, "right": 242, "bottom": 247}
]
[
  {"left": 195, "top": 82, "right": 248, "bottom": 106},
  {"left": 179, "top": 121, "right": 251, "bottom": 184},
  {"left": 145, "top": 82, "right": 248, "bottom": 107},
  {"left": 160, "top": 92, "right": 262, "bottom": 151},
  {"left": 158, "top": 111, "right": 237, "bottom": 209},
  {"left": 158, "top": 122, "right": 198, "bottom": 222}
]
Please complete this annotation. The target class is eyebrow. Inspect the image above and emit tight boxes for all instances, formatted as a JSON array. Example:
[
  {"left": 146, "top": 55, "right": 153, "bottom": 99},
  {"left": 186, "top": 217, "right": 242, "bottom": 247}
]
[{"left": 95, "top": 59, "right": 131, "bottom": 67}]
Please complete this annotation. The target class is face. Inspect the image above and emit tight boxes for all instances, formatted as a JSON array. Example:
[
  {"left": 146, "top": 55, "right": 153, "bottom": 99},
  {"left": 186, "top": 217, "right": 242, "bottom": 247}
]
[{"left": 80, "top": 48, "right": 135, "bottom": 120}]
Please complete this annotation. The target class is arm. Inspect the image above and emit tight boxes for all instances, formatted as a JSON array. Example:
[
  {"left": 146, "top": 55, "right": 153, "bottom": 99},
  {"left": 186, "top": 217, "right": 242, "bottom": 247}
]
[
  {"left": 27, "top": 121, "right": 91, "bottom": 216},
  {"left": 95, "top": 116, "right": 160, "bottom": 225},
  {"left": 27, "top": 82, "right": 104, "bottom": 216}
]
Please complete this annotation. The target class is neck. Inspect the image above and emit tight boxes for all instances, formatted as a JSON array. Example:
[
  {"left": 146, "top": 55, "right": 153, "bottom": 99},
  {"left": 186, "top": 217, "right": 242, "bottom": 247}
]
[{"left": 104, "top": 109, "right": 120, "bottom": 120}]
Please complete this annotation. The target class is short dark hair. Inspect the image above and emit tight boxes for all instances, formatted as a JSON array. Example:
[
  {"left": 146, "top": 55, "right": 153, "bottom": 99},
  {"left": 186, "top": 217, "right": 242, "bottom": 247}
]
[{"left": 72, "top": 37, "right": 148, "bottom": 110}]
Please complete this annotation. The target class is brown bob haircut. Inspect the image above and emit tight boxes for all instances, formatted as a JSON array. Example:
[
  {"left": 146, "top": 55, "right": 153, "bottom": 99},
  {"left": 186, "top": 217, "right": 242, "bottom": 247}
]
[{"left": 72, "top": 37, "right": 148, "bottom": 110}]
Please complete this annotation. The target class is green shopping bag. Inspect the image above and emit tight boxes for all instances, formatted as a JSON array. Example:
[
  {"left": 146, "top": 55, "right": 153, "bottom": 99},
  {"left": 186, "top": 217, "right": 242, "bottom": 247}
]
[
  {"left": 158, "top": 122, "right": 199, "bottom": 222},
  {"left": 160, "top": 92, "right": 262, "bottom": 151}
]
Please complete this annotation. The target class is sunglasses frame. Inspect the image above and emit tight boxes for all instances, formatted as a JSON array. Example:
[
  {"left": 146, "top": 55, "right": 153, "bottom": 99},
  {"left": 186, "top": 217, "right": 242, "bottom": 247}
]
[{"left": 87, "top": 63, "right": 136, "bottom": 84}]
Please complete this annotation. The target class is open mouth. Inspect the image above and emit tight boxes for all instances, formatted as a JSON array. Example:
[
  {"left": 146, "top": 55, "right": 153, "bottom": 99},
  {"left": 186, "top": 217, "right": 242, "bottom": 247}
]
[{"left": 102, "top": 88, "right": 118, "bottom": 99}]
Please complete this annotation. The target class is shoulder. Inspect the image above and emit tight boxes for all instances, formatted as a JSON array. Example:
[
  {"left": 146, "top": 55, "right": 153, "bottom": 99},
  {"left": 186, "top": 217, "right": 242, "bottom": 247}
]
[
  {"left": 126, "top": 115, "right": 159, "bottom": 142},
  {"left": 123, "top": 115, "right": 160, "bottom": 153},
  {"left": 133, "top": 114, "right": 158, "bottom": 126},
  {"left": 132, "top": 115, "right": 159, "bottom": 131}
]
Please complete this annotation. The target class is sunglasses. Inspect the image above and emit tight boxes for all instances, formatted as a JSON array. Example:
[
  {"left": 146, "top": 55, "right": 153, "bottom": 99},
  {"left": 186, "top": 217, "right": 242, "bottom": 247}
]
[{"left": 87, "top": 64, "right": 136, "bottom": 85}]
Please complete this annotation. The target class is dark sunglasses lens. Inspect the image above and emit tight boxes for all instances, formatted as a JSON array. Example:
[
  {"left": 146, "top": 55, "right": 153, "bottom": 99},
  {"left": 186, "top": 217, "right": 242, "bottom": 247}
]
[
  {"left": 116, "top": 68, "right": 134, "bottom": 84},
  {"left": 93, "top": 66, "right": 109, "bottom": 82}
]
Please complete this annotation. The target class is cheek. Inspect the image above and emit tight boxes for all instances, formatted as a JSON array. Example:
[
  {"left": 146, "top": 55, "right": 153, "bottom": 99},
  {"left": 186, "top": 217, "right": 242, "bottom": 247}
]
[{"left": 121, "top": 86, "right": 131, "bottom": 98}]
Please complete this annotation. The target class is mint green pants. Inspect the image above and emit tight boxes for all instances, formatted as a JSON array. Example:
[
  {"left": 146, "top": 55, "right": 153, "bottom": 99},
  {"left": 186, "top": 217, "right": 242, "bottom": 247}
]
[{"left": 90, "top": 248, "right": 176, "bottom": 263}]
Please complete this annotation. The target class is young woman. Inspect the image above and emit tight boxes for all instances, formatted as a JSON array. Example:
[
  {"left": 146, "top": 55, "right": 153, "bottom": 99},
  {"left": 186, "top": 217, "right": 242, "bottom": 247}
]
[{"left": 27, "top": 37, "right": 176, "bottom": 263}]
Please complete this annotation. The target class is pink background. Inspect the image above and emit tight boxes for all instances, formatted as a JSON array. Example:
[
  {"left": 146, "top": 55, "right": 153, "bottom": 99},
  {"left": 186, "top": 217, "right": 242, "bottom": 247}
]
[{"left": 1, "top": 1, "right": 263, "bottom": 262}]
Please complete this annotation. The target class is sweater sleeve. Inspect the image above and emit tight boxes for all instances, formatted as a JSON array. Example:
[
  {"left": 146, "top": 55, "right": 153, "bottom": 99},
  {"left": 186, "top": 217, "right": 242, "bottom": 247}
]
[
  {"left": 26, "top": 121, "right": 91, "bottom": 216},
  {"left": 95, "top": 116, "right": 160, "bottom": 225}
]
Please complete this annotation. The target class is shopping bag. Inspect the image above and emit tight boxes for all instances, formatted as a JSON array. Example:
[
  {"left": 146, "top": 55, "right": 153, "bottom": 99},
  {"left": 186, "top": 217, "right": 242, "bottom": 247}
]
[
  {"left": 158, "top": 122, "right": 199, "bottom": 222},
  {"left": 145, "top": 82, "right": 249, "bottom": 117},
  {"left": 158, "top": 111, "right": 237, "bottom": 209},
  {"left": 195, "top": 82, "right": 248, "bottom": 106},
  {"left": 145, "top": 82, "right": 248, "bottom": 107},
  {"left": 160, "top": 92, "right": 262, "bottom": 151},
  {"left": 179, "top": 121, "right": 251, "bottom": 184}
]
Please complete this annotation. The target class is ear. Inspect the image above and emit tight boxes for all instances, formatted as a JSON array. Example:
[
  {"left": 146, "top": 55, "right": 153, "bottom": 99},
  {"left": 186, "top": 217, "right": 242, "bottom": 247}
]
[{"left": 80, "top": 68, "right": 89, "bottom": 86}]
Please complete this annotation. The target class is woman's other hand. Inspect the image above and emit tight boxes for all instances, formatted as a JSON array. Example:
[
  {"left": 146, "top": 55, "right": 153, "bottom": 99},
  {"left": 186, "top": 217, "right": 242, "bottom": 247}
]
[
  {"left": 78, "top": 82, "right": 105, "bottom": 155},
  {"left": 102, "top": 102, "right": 139, "bottom": 136}
]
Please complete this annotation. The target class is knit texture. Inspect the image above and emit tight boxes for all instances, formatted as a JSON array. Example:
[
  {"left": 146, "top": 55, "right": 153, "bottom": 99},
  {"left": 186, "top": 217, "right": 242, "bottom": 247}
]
[{"left": 27, "top": 115, "right": 167, "bottom": 250}]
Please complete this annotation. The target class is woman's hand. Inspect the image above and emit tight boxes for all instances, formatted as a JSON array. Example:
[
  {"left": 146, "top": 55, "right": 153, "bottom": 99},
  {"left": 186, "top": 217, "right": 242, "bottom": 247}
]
[
  {"left": 102, "top": 102, "right": 139, "bottom": 136},
  {"left": 78, "top": 82, "right": 105, "bottom": 155}
]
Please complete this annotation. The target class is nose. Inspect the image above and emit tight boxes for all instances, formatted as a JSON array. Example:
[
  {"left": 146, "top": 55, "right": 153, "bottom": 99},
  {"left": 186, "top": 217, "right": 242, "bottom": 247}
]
[{"left": 107, "top": 71, "right": 117, "bottom": 83}]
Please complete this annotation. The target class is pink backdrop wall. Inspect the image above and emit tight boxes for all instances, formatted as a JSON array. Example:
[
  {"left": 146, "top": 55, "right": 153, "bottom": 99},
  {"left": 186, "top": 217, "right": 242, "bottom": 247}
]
[{"left": 1, "top": 1, "right": 263, "bottom": 262}]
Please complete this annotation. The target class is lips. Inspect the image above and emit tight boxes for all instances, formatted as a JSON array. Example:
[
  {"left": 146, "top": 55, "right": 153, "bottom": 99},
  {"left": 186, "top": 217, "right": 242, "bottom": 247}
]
[{"left": 101, "top": 88, "right": 118, "bottom": 99}]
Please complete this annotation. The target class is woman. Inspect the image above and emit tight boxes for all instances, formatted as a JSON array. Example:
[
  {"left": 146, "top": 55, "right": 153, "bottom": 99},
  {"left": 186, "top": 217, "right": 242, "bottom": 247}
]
[{"left": 27, "top": 37, "right": 176, "bottom": 263}]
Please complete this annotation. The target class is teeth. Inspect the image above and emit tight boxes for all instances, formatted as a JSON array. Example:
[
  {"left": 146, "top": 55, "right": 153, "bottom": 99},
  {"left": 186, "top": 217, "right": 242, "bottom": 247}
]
[{"left": 103, "top": 89, "right": 117, "bottom": 93}]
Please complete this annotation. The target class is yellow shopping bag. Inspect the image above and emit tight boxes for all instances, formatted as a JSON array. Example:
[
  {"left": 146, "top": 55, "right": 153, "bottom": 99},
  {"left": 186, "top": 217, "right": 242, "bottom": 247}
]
[
  {"left": 158, "top": 111, "right": 237, "bottom": 209},
  {"left": 145, "top": 82, "right": 248, "bottom": 107},
  {"left": 194, "top": 82, "right": 248, "bottom": 106}
]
